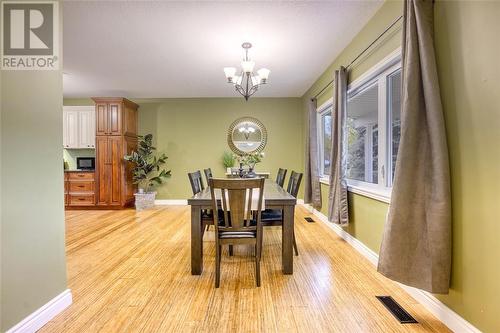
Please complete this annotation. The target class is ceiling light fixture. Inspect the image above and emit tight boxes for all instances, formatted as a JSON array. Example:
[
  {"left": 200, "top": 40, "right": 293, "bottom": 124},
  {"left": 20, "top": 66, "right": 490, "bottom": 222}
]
[{"left": 224, "top": 42, "right": 270, "bottom": 101}]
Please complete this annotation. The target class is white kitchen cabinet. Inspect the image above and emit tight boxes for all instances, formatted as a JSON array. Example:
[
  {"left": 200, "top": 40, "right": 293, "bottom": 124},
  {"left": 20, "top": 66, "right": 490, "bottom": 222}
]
[
  {"left": 78, "top": 109, "right": 95, "bottom": 148},
  {"left": 63, "top": 106, "right": 95, "bottom": 149}
]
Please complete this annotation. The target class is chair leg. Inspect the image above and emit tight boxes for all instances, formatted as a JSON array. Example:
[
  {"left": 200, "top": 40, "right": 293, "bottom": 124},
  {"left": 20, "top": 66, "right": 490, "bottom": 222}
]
[
  {"left": 215, "top": 244, "right": 221, "bottom": 288},
  {"left": 255, "top": 244, "right": 261, "bottom": 287},
  {"left": 206, "top": 224, "right": 210, "bottom": 231},
  {"left": 293, "top": 232, "right": 299, "bottom": 256}
]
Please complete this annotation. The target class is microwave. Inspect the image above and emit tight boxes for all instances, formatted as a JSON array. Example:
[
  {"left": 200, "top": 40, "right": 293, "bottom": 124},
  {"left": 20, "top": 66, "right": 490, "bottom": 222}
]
[{"left": 77, "top": 157, "right": 95, "bottom": 170}]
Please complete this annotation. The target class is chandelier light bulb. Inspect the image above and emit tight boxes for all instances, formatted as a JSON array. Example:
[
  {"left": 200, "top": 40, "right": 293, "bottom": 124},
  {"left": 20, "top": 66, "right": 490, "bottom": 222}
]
[
  {"left": 257, "top": 68, "right": 270, "bottom": 83},
  {"left": 241, "top": 60, "right": 255, "bottom": 73},
  {"left": 224, "top": 67, "right": 236, "bottom": 83}
]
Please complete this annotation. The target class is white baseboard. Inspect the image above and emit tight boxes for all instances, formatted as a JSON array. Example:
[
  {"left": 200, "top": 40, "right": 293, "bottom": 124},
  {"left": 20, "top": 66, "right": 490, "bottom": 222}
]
[
  {"left": 6, "top": 289, "right": 72, "bottom": 333},
  {"left": 302, "top": 204, "right": 481, "bottom": 333},
  {"left": 155, "top": 199, "right": 188, "bottom": 205}
]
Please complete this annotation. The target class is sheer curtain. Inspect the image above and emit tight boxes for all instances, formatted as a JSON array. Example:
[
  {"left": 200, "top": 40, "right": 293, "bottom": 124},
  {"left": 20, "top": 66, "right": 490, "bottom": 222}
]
[{"left": 378, "top": 0, "right": 452, "bottom": 293}]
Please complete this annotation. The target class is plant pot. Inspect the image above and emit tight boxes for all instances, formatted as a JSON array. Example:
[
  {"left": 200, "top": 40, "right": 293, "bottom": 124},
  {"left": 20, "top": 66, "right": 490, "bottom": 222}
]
[
  {"left": 226, "top": 167, "right": 232, "bottom": 174},
  {"left": 134, "top": 191, "right": 156, "bottom": 211}
]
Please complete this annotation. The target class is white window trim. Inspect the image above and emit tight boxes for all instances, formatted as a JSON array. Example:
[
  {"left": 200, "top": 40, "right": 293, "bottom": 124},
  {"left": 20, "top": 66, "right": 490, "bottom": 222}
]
[
  {"left": 345, "top": 47, "right": 402, "bottom": 203},
  {"left": 316, "top": 98, "right": 333, "bottom": 179}
]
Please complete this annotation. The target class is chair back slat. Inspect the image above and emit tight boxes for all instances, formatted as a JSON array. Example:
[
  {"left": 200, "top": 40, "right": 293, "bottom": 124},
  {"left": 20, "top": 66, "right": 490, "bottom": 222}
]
[
  {"left": 188, "top": 170, "right": 204, "bottom": 195},
  {"left": 209, "top": 178, "right": 265, "bottom": 233},
  {"left": 204, "top": 168, "right": 213, "bottom": 185},
  {"left": 276, "top": 168, "right": 287, "bottom": 187},
  {"left": 286, "top": 171, "right": 303, "bottom": 198}
]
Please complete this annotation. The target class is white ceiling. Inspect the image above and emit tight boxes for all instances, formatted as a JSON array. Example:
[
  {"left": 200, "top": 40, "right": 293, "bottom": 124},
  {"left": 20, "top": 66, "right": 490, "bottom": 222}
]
[{"left": 63, "top": 0, "right": 383, "bottom": 98}]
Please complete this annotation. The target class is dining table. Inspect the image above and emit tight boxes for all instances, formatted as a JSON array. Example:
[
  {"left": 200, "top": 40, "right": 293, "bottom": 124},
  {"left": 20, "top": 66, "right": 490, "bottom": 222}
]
[{"left": 188, "top": 178, "right": 297, "bottom": 275}]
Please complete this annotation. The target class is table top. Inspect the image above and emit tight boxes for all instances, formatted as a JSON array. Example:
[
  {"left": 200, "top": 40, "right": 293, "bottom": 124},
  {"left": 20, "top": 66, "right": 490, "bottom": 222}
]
[{"left": 188, "top": 179, "right": 296, "bottom": 206}]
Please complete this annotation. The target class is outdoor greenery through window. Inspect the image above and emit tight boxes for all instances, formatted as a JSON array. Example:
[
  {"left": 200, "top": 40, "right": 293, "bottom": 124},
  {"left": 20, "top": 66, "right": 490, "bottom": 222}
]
[{"left": 316, "top": 54, "right": 402, "bottom": 199}]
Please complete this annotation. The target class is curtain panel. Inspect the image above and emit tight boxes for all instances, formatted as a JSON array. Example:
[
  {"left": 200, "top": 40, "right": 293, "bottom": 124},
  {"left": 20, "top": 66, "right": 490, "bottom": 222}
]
[
  {"left": 304, "top": 98, "right": 322, "bottom": 208},
  {"left": 328, "top": 67, "right": 349, "bottom": 225},
  {"left": 378, "top": 0, "right": 452, "bottom": 294}
]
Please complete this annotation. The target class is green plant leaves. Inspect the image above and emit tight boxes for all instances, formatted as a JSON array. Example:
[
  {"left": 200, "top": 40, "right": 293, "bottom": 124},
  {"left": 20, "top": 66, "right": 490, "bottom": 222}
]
[{"left": 123, "top": 134, "right": 172, "bottom": 192}]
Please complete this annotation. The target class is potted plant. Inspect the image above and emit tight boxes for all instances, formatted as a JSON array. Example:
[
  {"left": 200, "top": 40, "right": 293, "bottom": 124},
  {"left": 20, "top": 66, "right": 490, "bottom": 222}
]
[
  {"left": 222, "top": 151, "right": 236, "bottom": 173},
  {"left": 124, "top": 134, "right": 171, "bottom": 211},
  {"left": 242, "top": 151, "right": 265, "bottom": 178}
]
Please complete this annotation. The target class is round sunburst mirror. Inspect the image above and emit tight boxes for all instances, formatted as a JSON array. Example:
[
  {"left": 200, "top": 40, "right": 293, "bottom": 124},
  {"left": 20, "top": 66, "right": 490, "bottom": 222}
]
[{"left": 227, "top": 117, "right": 267, "bottom": 155}]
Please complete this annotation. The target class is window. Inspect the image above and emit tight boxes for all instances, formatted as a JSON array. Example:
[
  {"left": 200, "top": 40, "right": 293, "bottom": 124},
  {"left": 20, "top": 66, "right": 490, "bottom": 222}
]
[
  {"left": 317, "top": 104, "right": 332, "bottom": 178},
  {"left": 346, "top": 53, "right": 401, "bottom": 200},
  {"left": 315, "top": 52, "right": 402, "bottom": 200}
]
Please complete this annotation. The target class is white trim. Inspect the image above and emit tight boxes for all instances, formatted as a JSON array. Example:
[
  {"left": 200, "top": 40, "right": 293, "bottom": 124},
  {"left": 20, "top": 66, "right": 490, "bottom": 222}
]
[
  {"left": 348, "top": 47, "right": 402, "bottom": 91},
  {"left": 155, "top": 199, "right": 188, "bottom": 205},
  {"left": 302, "top": 204, "right": 482, "bottom": 333},
  {"left": 6, "top": 289, "right": 72, "bottom": 333},
  {"left": 316, "top": 98, "right": 333, "bottom": 113},
  {"left": 347, "top": 183, "right": 391, "bottom": 203}
]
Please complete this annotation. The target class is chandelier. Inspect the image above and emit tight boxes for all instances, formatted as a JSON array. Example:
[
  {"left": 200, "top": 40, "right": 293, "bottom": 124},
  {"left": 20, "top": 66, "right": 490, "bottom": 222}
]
[{"left": 223, "top": 42, "right": 270, "bottom": 101}]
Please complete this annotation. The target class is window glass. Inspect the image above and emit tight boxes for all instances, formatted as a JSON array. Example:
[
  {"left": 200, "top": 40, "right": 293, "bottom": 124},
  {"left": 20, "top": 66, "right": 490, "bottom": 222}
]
[
  {"left": 322, "top": 111, "right": 332, "bottom": 175},
  {"left": 346, "top": 83, "right": 379, "bottom": 184},
  {"left": 388, "top": 70, "right": 402, "bottom": 182}
]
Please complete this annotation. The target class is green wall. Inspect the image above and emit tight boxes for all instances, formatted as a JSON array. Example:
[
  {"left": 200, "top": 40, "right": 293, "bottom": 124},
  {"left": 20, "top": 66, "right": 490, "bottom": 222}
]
[
  {"left": 1, "top": 2, "right": 67, "bottom": 331},
  {"left": 303, "top": 0, "right": 500, "bottom": 331},
  {"left": 137, "top": 98, "right": 304, "bottom": 200},
  {"left": 63, "top": 98, "right": 305, "bottom": 200}
]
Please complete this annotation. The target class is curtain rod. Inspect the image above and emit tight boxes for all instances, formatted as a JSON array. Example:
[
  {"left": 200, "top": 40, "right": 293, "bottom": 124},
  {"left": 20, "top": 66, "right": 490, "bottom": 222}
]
[{"left": 312, "top": 15, "right": 403, "bottom": 100}]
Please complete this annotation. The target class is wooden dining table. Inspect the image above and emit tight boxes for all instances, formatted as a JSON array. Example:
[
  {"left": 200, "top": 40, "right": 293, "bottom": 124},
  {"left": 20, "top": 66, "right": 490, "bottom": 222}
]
[{"left": 188, "top": 179, "right": 297, "bottom": 275}]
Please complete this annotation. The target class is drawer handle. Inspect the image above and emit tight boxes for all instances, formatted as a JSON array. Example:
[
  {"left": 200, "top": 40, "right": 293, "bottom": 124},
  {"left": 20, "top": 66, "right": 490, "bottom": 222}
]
[
  {"left": 77, "top": 185, "right": 85, "bottom": 188},
  {"left": 78, "top": 198, "right": 85, "bottom": 201}
]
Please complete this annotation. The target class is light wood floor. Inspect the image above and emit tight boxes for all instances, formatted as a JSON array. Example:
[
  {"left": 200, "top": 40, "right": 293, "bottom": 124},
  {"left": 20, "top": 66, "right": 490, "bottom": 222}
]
[{"left": 41, "top": 205, "right": 450, "bottom": 333}]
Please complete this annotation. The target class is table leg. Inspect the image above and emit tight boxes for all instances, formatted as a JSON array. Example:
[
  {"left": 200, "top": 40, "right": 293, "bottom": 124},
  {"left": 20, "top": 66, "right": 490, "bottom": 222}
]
[
  {"left": 282, "top": 205, "right": 295, "bottom": 274},
  {"left": 191, "top": 205, "right": 203, "bottom": 275}
]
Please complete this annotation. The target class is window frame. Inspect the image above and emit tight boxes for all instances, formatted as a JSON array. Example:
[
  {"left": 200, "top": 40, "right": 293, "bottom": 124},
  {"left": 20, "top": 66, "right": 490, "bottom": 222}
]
[
  {"left": 316, "top": 98, "right": 334, "bottom": 184},
  {"left": 315, "top": 49, "right": 402, "bottom": 203},
  {"left": 345, "top": 49, "right": 402, "bottom": 202}
]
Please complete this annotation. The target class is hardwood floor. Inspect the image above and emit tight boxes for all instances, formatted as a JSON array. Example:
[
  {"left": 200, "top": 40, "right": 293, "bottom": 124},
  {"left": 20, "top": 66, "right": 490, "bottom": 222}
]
[{"left": 41, "top": 205, "right": 450, "bottom": 333}]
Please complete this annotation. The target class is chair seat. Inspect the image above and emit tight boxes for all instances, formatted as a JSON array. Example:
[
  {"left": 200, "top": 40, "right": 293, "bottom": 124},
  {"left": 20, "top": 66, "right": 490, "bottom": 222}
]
[
  {"left": 219, "top": 231, "right": 256, "bottom": 239},
  {"left": 261, "top": 209, "right": 283, "bottom": 221}
]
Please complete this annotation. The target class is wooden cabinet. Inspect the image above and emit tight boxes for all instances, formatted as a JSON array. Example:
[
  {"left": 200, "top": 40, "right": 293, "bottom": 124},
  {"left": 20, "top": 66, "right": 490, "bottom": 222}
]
[
  {"left": 93, "top": 97, "right": 138, "bottom": 209},
  {"left": 65, "top": 171, "right": 96, "bottom": 208},
  {"left": 63, "top": 106, "right": 95, "bottom": 149}
]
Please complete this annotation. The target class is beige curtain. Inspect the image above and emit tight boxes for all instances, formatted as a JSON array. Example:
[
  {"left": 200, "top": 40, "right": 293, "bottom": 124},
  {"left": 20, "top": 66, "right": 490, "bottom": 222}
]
[
  {"left": 378, "top": 0, "right": 452, "bottom": 294},
  {"left": 328, "top": 67, "right": 349, "bottom": 225},
  {"left": 304, "top": 98, "right": 322, "bottom": 208}
]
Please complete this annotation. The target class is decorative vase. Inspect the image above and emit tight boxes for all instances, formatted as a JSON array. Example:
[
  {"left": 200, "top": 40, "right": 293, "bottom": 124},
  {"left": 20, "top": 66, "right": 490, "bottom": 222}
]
[
  {"left": 226, "top": 167, "right": 232, "bottom": 174},
  {"left": 238, "top": 163, "right": 244, "bottom": 178},
  {"left": 134, "top": 191, "right": 156, "bottom": 211}
]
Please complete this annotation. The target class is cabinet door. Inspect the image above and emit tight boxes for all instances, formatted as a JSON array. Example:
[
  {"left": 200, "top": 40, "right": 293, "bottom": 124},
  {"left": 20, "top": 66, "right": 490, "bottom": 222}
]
[
  {"left": 64, "top": 110, "right": 79, "bottom": 148},
  {"left": 78, "top": 110, "right": 95, "bottom": 148},
  {"left": 108, "top": 103, "right": 122, "bottom": 135},
  {"left": 109, "top": 136, "right": 123, "bottom": 206},
  {"left": 96, "top": 136, "right": 109, "bottom": 205},
  {"left": 96, "top": 103, "right": 108, "bottom": 136}
]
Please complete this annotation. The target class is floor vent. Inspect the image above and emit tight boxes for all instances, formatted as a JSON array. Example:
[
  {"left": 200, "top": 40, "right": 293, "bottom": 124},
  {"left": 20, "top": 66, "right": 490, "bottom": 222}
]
[
  {"left": 376, "top": 296, "right": 418, "bottom": 324},
  {"left": 304, "top": 217, "right": 315, "bottom": 223}
]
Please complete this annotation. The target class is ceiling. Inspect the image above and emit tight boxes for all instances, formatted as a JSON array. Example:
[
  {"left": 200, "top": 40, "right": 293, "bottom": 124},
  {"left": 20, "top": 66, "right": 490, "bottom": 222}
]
[{"left": 63, "top": 1, "right": 383, "bottom": 98}]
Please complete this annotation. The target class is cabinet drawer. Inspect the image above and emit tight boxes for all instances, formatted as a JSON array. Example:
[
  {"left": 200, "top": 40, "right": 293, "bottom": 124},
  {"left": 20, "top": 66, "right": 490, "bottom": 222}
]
[
  {"left": 69, "top": 181, "right": 94, "bottom": 193},
  {"left": 68, "top": 172, "right": 94, "bottom": 180},
  {"left": 69, "top": 194, "right": 95, "bottom": 206}
]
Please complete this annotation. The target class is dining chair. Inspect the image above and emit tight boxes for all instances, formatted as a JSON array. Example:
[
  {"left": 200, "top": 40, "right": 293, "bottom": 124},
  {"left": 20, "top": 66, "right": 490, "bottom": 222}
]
[
  {"left": 188, "top": 171, "right": 213, "bottom": 231},
  {"left": 204, "top": 168, "right": 213, "bottom": 185},
  {"left": 209, "top": 177, "right": 265, "bottom": 288},
  {"left": 261, "top": 171, "right": 303, "bottom": 256},
  {"left": 276, "top": 168, "right": 287, "bottom": 187}
]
